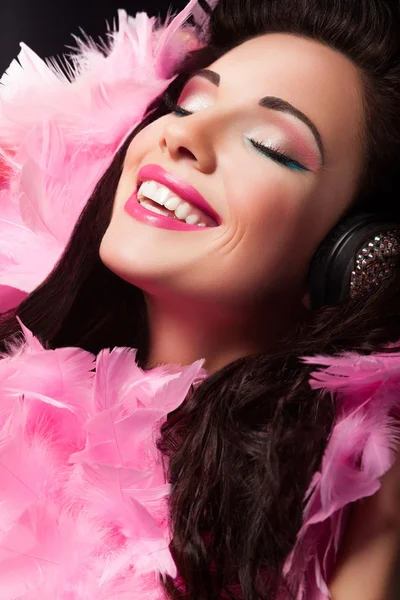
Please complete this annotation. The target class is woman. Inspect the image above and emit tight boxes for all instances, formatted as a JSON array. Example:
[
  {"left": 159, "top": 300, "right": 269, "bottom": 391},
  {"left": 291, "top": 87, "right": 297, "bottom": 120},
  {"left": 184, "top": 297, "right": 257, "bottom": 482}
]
[{"left": 0, "top": 0, "right": 400, "bottom": 598}]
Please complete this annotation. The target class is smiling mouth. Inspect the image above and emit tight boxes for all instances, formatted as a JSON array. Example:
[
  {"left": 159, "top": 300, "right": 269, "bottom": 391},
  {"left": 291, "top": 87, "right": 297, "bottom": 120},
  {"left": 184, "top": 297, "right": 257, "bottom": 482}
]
[{"left": 136, "top": 180, "right": 218, "bottom": 228}]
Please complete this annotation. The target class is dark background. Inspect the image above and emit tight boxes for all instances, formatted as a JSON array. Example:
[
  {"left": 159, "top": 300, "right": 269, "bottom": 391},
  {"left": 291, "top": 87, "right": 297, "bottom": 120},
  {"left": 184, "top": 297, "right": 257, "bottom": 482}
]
[{"left": 0, "top": 0, "right": 186, "bottom": 75}]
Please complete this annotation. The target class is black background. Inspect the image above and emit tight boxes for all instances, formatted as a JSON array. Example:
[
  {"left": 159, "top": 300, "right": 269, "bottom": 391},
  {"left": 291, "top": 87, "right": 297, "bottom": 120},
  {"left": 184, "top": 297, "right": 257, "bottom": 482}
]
[{"left": 0, "top": 0, "right": 187, "bottom": 75}]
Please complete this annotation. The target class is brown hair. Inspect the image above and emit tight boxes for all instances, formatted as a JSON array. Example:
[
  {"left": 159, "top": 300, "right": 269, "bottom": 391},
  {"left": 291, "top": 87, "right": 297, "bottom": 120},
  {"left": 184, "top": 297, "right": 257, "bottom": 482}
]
[{"left": 2, "top": 1, "right": 400, "bottom": 598}]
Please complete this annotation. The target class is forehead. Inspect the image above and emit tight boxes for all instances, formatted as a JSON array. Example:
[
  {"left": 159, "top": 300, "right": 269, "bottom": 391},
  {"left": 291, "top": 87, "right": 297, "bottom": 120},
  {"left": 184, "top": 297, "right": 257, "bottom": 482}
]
[{"left": 208, "top": 33, "right": 364, "bottom": 161}]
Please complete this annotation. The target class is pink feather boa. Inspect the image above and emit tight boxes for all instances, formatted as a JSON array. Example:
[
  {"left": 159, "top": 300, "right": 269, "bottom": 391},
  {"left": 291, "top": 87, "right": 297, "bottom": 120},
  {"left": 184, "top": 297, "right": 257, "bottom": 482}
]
[
  {"left": 1, "top": 322, "right": 400, "bottom": 599},
  {"left": 285, "top": 351, "right": 400, "bottom": 598},
  {"left": 1, "top": 1, "right": 400, "bottom": 597},
  {"left": 0, "top": 319, "right": 206, "bottom": 598}
]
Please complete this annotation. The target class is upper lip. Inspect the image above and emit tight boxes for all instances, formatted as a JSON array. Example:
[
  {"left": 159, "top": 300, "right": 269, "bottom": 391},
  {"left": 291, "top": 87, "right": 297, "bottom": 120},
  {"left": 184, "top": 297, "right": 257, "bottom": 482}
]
[{"left": 137, "top": 164, "right": 221, "bottom": 225}]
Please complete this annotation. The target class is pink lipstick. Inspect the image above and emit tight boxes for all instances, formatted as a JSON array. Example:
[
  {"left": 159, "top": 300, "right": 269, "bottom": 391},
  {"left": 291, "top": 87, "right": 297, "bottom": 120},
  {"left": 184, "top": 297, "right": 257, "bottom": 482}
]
[
  {"left": 124, "top": 190, "right": 210, "bottom": 231},
  {"left": 124, "top": 164, "right": 220, "bottom": 231}
]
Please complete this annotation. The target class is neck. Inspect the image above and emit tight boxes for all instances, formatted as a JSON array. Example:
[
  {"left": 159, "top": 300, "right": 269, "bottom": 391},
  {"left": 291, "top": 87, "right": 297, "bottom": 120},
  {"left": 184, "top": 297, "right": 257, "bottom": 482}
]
[{"left": 143, "top": 293, "right": 297, "bottom": 374}]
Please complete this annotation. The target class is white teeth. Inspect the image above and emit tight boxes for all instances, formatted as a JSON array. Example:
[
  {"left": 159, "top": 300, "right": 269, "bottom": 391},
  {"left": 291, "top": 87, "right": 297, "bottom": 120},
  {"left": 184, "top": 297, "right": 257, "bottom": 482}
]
[
  {"left": 164, "top": 195, "right": 181, "bottom": 211},
  {"left": 139, "top": 199, "right": 168, "bottom": 216},
  {"left": 158, "top": 186, "right": 171, "bottom": 206},
  {"left": 138, "top": 180, "right": 173, "bottom": 207},
  {"left": 175, "top": 202, "right": 191, "bottom": 220},
  {"left": 139, "top": 180, "right": 158, "bottom": 200},
  {"left": 138, "top": 180, "right": 187, "bottom": 213},
  {"left": 137, "top": 179, "right": 214, "bottom": 227}
]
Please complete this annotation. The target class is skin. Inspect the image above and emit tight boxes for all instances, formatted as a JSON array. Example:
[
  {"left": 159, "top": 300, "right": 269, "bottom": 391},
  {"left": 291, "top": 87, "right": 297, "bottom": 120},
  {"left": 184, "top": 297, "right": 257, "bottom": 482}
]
[
  {"left": 329, "top": 449, "right": 400, "bottom": 599},
  {"left": 100, "top": 32, "right": 364, "bottom": 374},
  {"left": 100, "top": 33, "right": 400, "bottom": 597}
]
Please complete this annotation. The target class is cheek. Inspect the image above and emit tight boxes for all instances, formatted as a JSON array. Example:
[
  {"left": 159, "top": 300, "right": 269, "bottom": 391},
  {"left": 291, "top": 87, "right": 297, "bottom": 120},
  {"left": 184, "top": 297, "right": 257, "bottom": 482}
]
[
  {"left": 112, "top": 121, "right": 166, "bottom": 213},
  {"left": 122, "top": 119, "right": 166, "bottom": 172},
  {"left": 225, "top": 171, "right": 317, "bottom": 288},
  {"left": 228, "top": 167, "right": 304, "bottom": 237}
]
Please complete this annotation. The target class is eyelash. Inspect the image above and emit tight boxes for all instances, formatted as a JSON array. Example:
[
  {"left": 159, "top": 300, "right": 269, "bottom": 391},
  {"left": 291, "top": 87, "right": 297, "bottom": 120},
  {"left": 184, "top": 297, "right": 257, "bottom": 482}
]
[{"left": 163, "top": 93, "right": 308, "bottom": 172}]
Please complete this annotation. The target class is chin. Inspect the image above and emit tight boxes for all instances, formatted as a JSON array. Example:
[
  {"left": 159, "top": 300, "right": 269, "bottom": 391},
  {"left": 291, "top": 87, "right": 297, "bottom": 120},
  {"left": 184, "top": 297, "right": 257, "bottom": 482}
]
[{"left": 99, "top": 238, "right": 163, "bottom": 292}]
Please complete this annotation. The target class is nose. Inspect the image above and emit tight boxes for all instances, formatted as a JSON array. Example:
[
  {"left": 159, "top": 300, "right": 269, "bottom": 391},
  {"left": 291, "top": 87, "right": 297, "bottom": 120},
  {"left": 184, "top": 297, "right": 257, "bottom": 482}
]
[{"left": 159, "top": 112, "right": 218, "bottom": 174}]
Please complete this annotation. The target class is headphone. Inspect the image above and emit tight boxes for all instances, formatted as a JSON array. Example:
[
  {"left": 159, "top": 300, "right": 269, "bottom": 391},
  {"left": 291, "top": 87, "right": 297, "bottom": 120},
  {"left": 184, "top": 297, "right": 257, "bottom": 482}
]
[{"left": 308, "top": 213, "right": 400, "bottom": 310}]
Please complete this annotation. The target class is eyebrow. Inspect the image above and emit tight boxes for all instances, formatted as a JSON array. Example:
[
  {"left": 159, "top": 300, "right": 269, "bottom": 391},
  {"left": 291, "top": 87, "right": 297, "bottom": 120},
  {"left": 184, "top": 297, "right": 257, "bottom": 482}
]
[{"left": 189, "top": 69, "right": 325, "bottom": 164}]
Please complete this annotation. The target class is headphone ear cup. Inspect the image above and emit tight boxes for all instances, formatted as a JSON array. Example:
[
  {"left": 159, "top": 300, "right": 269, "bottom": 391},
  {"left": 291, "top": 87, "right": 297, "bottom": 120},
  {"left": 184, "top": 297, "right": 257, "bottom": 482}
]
[
  {"left": 308, "top": 218, "right": 353, "bottom": 310},
  {"left": 308, "top": 213, "right": 399, "bottom": 310}
]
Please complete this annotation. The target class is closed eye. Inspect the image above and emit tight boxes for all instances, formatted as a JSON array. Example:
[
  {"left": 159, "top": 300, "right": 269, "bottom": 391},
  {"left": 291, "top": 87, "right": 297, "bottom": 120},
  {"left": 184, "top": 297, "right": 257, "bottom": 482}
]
[
  {"left": 248, "top": 140, "right": 309, "bottom": 172},
  {"left": 164, "top": 93, "right": 193, "bottom": 117},
  {"left": 163, "top": 93, "right": 309, "bottom": 172}
]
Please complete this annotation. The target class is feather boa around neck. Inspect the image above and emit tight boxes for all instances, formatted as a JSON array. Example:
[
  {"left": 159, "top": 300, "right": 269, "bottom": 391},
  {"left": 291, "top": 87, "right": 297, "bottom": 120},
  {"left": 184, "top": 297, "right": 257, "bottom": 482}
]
[
  {"left": 1, "top": 0, "right": 400, "bottom": 597},
  {"left": 0, "top": 319, "right": 207, "bottom": 599},
  {"left": 0, "top": 318, "right": 206, "bottom": 600},
  {"left": 1, "top": 323, "right": 400, "bottom": 599},
  {"left": 285, "top": 351, "right": 400, "bottom": 598}
]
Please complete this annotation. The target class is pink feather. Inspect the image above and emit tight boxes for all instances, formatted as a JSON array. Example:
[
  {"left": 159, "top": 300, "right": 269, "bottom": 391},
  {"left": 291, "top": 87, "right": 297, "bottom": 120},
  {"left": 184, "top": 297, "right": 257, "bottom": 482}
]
[
  {"left": 0, "top": 4, "right": 204, "bottom": 314},
  {"left": 4, "top": 2, "right": 399, "bottom": 598},
  {"left": 0, "top": 309, "right": 399, "bottom": 599},
  {"left": 0, "top": 321, "right": 205, "bottom": 598},
  {"left": 285, "top": 350, "right": 400, "bottom": 599},
  {"left": 0, "top": 2, "right": 210, "bottom": 597}
]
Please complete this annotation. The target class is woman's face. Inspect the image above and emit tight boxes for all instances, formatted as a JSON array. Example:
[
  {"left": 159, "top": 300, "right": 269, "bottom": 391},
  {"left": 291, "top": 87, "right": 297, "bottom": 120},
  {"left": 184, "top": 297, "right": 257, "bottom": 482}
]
[{"left": 100, "top": 33, "right": 364, "bottom": 312}]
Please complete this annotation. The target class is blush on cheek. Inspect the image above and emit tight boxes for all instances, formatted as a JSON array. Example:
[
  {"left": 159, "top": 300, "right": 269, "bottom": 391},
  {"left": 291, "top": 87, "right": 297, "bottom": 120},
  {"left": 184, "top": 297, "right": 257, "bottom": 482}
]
[{"left": 242, "top": 181, "right": 298, "bottom": 230}]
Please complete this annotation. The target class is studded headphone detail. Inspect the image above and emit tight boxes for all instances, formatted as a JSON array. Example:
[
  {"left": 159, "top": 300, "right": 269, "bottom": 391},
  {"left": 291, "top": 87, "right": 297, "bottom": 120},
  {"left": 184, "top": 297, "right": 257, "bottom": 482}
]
[{"left": 308, "top": 214, "right": 400, "bottom": 310}]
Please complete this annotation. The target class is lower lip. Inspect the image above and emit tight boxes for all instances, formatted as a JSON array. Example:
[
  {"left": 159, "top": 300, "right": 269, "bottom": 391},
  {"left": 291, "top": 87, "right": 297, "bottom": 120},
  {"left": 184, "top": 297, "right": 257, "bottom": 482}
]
[{"left": 124, "top": 192, "right": 208, "bottom": 231}]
